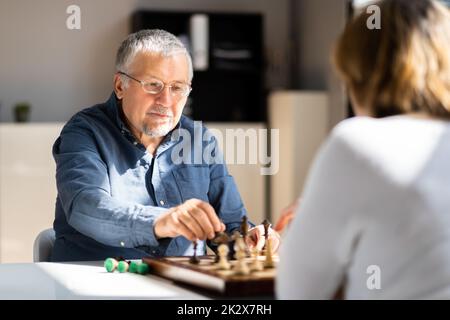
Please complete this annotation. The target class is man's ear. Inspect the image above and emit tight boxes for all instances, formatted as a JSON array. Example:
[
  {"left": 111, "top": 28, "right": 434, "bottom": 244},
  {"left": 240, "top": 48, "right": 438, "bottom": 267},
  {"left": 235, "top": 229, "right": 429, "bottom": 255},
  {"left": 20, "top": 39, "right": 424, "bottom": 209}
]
[{"left": 114, "top": 74, "right": 125, "bottom": 99}]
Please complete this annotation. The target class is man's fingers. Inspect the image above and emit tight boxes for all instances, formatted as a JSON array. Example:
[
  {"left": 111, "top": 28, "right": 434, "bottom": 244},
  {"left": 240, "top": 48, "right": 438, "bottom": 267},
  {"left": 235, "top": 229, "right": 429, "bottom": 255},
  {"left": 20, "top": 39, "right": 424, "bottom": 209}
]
[
  {"left": 178, "top": 210, "right": 205, "bottom": 240},
  {"left": 195, "top": 200, "right": 222, "bottom": 231},
  {"left": 170, "top": 212, "right": 197, "bottom": 241},
  {"left": 189, "top": 206, "right": 215, "bottom": 239}
]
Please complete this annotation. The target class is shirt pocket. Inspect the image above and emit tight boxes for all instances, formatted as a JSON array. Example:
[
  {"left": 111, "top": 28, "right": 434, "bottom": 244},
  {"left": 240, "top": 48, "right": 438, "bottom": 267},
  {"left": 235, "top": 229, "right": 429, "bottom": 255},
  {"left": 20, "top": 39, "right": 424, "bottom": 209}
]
[{"left": 172, "top": 165, "right": 210, "bottom": 202}]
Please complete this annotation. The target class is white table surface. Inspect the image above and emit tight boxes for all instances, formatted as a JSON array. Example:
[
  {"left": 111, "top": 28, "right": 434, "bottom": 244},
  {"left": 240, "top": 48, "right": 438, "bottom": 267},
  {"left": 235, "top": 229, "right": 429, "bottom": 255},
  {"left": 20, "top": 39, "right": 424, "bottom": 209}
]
[{"left": 0, "top": 260, "right": 209, "bottom": 300}]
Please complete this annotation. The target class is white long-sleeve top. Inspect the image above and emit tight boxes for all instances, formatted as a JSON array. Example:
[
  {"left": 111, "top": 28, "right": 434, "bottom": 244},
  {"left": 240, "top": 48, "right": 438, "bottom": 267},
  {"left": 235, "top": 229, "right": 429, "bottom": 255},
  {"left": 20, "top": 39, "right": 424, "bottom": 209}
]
[{"left": 277, "top": 115, "right": 450, "bottom": 299}]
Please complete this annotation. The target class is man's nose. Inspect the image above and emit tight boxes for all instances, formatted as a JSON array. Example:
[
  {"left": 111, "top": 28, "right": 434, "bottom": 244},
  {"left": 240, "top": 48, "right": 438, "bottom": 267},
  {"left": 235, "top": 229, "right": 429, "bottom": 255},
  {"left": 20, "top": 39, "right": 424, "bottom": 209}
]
[{"left": 155, "top": 86, "right": 173, "bottom": 106}]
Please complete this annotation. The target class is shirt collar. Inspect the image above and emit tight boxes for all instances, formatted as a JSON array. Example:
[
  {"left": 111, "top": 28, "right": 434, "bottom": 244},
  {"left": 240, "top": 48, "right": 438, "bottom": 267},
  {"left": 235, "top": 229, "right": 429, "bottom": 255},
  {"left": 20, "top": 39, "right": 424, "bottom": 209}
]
[{"left": 105, "top": 92, "right": 131, "bottom": 134}]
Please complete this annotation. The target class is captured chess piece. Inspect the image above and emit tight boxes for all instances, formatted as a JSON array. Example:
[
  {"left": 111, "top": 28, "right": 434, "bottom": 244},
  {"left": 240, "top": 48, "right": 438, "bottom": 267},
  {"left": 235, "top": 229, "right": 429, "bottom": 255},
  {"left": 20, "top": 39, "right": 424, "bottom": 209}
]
[
  {"left": 264, "top": 238, "right": 275, "bottom": 269},
  {"left": 117, "top": 260, "right": 130, "bottom": 273},
  {"left": 129, "top": 261, "right": 139, "bottom": 273},
  {"left": 190, "top": 240, "right": 200, "bottom": 264},
  {"left": 216, "top": 244, "right": 231, "bottom": 270},
  {"left": 137, "top": 262, "right": 150, "bottom": 275},
  {"left": 104, "top": 258, "right": 119, "bottom": 272},
  {"left": 104, "top": 257, "right": 149, "bottom": 274}
]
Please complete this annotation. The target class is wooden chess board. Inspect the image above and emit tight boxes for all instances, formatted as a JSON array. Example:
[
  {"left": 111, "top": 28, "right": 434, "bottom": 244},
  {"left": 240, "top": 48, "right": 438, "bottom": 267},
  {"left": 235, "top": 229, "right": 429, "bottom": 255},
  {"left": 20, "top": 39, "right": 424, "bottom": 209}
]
[{"left": 142, "top": 255, "right": 278, "bottom": 297}]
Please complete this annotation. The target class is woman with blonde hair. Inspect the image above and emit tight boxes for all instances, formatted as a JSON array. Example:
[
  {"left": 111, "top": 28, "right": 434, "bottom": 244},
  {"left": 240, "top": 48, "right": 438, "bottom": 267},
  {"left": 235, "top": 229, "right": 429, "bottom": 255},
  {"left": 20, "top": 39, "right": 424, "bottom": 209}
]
[{"left": 277, "top": 0, "right": 450, "bottom": 299}]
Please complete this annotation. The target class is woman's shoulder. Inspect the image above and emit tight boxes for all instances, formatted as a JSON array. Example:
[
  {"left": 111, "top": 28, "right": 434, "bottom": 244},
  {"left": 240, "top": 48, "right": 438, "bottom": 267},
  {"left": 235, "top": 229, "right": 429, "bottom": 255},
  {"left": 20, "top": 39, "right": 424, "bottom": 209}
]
[
  {"left": 331, "top": 115, "right": 446, "bottom": 145},
  {"left": 324, "top": 115, "right": 449, "bottom": 178},
  {"left": 326, "top": 116, "right": 389, "bottom": 154}
]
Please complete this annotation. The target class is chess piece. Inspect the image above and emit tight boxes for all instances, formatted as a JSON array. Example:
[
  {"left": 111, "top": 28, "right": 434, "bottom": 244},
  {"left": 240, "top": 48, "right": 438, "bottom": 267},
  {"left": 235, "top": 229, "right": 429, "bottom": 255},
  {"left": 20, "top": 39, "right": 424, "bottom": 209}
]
[
  {"left": 241, "top": 216, "right": 249, "bottom": 238},
  {"left": 137, "top": 262, "right": 150, "bottom": 275},
  {"left": 261, "top": 219, "right": 271, "bottom": 251},
  {"left": 104, "top": 258, "right": 119, "bottom": 272},
  {"left": 216, "top": 244, "right": 231, "bottom": 270},
  {"left": 190, "top": 240, "right": 200, "bottom": 264},
  {"left": 240, "top": 216, "right": 251, "bottom": 257},
  {"left": 233, "top": 236, "right": 250, "bottom": 275},
  {"left": 228, "top": 230, "right": 242, "bottom": 261},
  {"left": 212, "top": 231, "right": 231, "bottom": 262},
  {"left": 117, "top": 260, "right": 129, "bottom": 273},
  {"left": 264, "top": 238, "right": 275, "bottom": 269},
  {"left": 212, "top": 231, "right": 231, "bottom": 245},
  {"left": 249, "top": 246, "right": 263, "bottom": 272}
]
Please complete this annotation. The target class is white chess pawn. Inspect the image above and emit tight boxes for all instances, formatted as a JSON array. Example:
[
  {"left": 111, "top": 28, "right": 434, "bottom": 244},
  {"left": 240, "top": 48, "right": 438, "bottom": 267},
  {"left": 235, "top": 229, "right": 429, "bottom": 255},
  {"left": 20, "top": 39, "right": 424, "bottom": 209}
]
[
  {"left": 250, "top": 246, "right": 263, "bottom": 272},
  {"left": 216, "top": 244, "right": 231, "bottom": 270},
  {"left": 264, "top": 238, "right": 275, "bottom": 269},
  {"left": 233, "top": 237, "right": 250, "bottom": 275}
]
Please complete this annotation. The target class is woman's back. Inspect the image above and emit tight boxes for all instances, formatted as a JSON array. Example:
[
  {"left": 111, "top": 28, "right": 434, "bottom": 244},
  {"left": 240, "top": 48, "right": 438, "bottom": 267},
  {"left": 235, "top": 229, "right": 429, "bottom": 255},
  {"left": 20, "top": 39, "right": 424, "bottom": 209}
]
[{"left": 277, "top": 115, "right": 450, "bottom": 299}]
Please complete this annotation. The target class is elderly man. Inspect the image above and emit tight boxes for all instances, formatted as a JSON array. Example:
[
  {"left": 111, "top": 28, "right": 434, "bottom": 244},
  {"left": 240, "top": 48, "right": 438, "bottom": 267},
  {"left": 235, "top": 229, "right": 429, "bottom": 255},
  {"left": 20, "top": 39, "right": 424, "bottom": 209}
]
[{"left": 51, "top": 29, "right": 279, "bottom": 262}]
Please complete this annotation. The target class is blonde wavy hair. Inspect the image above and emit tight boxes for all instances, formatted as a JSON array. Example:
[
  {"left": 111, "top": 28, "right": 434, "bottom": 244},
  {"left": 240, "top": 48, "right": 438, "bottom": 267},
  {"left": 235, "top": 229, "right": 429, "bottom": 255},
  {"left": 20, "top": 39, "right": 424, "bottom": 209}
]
[{"left": 334, "top": 0, "right": 450, "bottom": 119}]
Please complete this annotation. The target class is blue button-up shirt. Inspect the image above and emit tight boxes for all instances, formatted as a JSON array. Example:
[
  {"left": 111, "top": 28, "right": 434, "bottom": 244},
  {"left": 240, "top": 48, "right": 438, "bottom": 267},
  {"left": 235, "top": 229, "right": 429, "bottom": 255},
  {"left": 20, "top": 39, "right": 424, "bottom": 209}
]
[{"left": 51, "top": 92, "right": 248, "bottom": 262}]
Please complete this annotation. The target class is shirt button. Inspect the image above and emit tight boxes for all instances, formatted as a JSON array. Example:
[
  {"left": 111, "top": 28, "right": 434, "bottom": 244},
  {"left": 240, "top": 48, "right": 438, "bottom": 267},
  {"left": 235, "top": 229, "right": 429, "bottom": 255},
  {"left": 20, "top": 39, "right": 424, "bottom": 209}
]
[
  {"left": 159, "top": 200, "right": 165, "bottom": 206},
  {"left": 120, "top": 241, "right": 125, "bottom": 247},
  {"left": 133, "top": 141, "right": 138, "bottom": 145}
]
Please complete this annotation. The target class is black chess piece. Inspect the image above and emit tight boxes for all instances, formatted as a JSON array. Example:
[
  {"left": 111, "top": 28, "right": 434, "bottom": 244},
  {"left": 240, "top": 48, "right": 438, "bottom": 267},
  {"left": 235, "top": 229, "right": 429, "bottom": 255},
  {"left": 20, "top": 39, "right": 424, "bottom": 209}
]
[
  {"left": 190, "top": 240, "right": 200, "bottom": 264},
  {"left": 240, "top": 216, "right": 251, "bottom": 257},
  {"left": 241, "top": 216, "right": 249, "bottom": 238},
  {"left": 262, "top": 219, "right": 271, "bottom": 250},
  {"left": 211, "top": 232, "right": 231, "bottom": 262}
]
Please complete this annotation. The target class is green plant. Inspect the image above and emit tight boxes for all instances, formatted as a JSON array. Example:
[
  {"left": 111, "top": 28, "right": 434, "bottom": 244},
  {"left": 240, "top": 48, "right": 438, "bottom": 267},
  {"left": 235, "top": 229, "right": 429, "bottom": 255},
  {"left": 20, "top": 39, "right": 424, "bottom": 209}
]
[{"left": 13, "top": 102, "right": 31, "bottom": 122}]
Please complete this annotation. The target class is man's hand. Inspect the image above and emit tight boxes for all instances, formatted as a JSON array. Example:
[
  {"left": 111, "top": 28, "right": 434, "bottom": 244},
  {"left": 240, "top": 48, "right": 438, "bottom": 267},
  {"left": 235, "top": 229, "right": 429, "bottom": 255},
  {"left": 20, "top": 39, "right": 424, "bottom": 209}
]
[
  {"left": 245, "top": 225, "right": 281, "bottom": 253},
  {"left": 154, "top": 198, "right": 225, "bottom": 241}
]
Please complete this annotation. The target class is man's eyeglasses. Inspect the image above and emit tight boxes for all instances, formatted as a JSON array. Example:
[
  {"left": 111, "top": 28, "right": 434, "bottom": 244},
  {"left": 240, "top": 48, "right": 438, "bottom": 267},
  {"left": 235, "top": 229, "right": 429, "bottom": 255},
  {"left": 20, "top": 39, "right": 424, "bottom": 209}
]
[{"left": 118, "top": 71, "right": 192, "bottom": 98}]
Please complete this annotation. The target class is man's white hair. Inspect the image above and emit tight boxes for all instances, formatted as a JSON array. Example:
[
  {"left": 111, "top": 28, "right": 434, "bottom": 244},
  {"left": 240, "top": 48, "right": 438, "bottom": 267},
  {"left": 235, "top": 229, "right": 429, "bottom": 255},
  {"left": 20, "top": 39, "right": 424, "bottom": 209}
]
[{"left": 115, "top": 29, "right": 193, "bottom": 86}]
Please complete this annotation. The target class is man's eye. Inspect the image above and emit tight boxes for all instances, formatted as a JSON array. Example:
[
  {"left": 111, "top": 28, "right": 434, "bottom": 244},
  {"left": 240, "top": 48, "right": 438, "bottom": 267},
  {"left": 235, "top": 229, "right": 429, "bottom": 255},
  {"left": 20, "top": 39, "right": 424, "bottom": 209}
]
[
  {"left": 172, "top": 85, "right": 184, "bottom": 92},
  {"left": 145, "top": 82, "right": 163, "bottom": 91}
]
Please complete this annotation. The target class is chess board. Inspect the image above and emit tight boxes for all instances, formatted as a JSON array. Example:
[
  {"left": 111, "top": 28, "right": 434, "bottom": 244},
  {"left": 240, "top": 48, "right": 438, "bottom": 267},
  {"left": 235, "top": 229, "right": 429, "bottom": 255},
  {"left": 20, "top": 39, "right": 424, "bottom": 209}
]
[{"left": 142, "top": 255, "right": 278, "bottom": 297}]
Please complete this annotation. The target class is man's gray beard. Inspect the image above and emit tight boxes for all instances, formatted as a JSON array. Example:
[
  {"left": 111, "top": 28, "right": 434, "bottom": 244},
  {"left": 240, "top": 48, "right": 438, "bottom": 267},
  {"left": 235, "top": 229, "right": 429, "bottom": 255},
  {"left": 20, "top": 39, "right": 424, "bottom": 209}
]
[{"left": 142, "top": 121, "right": 173, "bottom": 138}]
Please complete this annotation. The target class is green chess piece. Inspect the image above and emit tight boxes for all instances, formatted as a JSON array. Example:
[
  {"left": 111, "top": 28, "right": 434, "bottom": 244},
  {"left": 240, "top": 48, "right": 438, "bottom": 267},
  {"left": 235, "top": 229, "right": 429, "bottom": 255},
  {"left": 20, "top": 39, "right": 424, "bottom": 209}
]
[
  {"left": 117, "top": 260, "right": 129, "bottom": 273},
  {"left": 129, "top": 261, "right": 139, "bottom": 273},
  {"left": 137, "top": 262, "right": 149, "bottom": 275},
  {"left": 104, "top": 258, "right": 118, "bottom": 272}
]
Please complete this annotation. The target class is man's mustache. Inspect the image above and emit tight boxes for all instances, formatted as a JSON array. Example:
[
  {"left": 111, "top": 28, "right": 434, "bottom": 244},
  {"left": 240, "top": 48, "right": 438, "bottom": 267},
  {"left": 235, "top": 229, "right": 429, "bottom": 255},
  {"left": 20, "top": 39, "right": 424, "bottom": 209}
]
[{"left": 147, "top": 105, "right": 173, "bottom": 118}]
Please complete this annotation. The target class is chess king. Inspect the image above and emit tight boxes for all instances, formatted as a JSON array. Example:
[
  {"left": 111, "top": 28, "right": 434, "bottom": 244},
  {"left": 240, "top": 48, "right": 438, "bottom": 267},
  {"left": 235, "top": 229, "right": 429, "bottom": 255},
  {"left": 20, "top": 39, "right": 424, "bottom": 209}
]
[{"left": 51, "top": 29, "right": 280, "bottom": 262}]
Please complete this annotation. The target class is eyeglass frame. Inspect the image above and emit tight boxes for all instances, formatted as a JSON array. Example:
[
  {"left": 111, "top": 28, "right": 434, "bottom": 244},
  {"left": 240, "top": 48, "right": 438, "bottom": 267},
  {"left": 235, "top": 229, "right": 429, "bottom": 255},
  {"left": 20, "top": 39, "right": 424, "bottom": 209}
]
[{"left": 117, "top": 71, "right": 192, "bottom": 98}]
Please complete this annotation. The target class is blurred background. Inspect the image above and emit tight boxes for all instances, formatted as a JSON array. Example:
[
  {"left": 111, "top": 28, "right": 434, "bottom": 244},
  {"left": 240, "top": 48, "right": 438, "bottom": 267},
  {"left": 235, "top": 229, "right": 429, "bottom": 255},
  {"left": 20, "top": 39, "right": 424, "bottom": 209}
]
[{"left": 3, "top": 0, "right": 439, "bottom": 262}]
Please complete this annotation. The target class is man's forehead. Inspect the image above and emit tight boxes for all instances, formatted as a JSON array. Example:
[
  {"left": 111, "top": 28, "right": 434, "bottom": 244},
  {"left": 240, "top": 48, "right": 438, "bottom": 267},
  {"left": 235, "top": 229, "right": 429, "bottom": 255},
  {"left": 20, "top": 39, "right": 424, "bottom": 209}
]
[{"left": 130, "top": 51, "right": 189, "bottom": 82}]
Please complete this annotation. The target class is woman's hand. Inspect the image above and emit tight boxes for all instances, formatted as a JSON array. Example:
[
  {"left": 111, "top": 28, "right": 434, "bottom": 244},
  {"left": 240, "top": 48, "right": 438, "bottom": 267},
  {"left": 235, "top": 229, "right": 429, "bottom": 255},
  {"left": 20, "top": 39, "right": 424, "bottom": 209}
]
[{"left": 273, "top": 198, "right": 300, "bottom": 234}]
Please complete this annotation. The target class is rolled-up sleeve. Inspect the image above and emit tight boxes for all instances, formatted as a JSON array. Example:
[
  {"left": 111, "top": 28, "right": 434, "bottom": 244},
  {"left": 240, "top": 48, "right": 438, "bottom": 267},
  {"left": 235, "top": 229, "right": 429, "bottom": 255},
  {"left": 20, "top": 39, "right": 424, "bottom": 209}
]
[{"left": 53, "top": 118, "right": 167, "bottom": 249}]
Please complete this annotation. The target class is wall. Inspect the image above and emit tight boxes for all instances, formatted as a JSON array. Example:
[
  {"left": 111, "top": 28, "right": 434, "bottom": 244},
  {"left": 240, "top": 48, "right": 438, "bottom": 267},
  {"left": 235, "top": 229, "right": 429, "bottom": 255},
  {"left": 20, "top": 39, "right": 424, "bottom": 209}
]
[
  {"left": 294, "top": 0, "right": 348, "bottom": 129},
  {"left": 0, "top": 0, "right": 290, "bottom": 123}
]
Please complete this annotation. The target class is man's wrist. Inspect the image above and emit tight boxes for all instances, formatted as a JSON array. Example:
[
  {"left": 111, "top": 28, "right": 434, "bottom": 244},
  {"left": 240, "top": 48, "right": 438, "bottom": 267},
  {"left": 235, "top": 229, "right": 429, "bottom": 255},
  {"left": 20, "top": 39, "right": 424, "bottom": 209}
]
[{"left": 153, "top": 217, "right": 163, "bottom": 239}]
